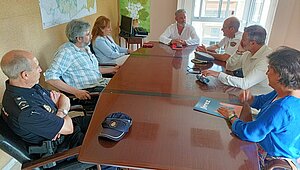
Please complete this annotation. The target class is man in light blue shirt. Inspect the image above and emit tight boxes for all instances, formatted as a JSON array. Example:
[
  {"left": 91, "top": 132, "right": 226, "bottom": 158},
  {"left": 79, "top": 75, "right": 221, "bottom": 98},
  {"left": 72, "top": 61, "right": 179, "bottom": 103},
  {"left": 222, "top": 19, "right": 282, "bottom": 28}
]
[{"left": 45, "top": 19, "right": 119, "bottom": 100}]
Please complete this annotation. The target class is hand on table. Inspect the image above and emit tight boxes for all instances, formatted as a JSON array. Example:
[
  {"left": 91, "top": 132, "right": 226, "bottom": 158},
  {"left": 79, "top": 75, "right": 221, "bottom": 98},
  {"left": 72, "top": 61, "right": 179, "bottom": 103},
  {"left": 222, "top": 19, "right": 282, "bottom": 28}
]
[
  {"left": 196, "top": 44, "right": 207, "bottom": 53},
  {"left": 217, "top": 107, "right": 235, "bottom": 118},
  {"left": 201, "top": 70, "right": 220, "bottom": 78}
]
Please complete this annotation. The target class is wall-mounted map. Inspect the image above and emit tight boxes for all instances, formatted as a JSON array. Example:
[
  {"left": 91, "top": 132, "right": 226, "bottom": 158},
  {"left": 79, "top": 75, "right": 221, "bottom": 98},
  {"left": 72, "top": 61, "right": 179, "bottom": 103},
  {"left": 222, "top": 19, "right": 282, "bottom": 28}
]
[
  {"left": 120, "top": 0, "right": 150, "bottom": 32},
  {"left": 39, "top": 0, "right": 97, "bottom": 29}
]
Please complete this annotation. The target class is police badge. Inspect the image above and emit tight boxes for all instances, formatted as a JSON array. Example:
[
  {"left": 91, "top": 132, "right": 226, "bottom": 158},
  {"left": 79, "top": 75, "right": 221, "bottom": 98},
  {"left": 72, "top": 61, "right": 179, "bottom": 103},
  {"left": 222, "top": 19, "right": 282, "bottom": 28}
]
[{"left": 43, "top": 104, "right": 52, "bottom": 113}]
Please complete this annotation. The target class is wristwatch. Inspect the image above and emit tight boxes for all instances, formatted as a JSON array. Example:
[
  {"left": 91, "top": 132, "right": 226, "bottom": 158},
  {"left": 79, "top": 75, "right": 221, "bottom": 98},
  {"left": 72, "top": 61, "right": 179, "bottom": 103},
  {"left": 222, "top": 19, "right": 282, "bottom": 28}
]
[
  {"left": 228, "top": 113, "right": 237, "bottom": 121},
  {"left": 59, "top": 109, "right": 68, "bottom": 116}
]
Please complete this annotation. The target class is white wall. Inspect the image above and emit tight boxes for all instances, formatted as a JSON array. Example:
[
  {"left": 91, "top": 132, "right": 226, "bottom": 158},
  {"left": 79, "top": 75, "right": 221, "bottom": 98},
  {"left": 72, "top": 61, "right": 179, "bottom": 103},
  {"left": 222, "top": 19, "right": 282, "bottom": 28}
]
[
  {"left": 147, "top": 0, "right": 177, "bottom": 41},
  {"left": 268, "top": 0, "right": 300, "bottom": 50}
]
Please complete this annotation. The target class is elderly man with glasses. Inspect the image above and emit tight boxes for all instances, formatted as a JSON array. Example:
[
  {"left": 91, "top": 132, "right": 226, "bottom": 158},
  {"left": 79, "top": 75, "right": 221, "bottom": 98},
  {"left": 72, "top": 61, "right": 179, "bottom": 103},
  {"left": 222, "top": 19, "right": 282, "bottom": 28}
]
[{"left": 196, "top": 16, "right": 243, "bottom": 62}]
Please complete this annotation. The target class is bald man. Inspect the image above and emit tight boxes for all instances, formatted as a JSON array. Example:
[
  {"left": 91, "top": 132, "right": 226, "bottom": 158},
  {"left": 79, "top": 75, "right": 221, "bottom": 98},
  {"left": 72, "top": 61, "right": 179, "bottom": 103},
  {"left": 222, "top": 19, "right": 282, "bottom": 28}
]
[
  {"left": 0, "top": 50, "right": 90, "bottom": 149},
  {"left": 196, "top": 17, "right": 243, "bottom": 61}
]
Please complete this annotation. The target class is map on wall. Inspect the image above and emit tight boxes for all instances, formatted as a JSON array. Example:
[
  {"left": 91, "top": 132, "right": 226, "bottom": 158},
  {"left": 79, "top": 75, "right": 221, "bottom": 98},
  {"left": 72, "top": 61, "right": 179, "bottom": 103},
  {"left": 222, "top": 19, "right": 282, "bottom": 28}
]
[
  {"left": 39, "top": 0, "right": 97, "bottom": 29},
  {"left": 120, "top": 0, "right": 150, "bottom": 32}
]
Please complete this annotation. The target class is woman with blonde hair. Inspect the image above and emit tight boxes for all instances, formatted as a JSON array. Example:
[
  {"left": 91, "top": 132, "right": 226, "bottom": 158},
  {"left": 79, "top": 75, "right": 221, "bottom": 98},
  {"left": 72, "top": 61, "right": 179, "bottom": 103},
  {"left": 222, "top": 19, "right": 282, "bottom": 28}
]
[{"left": 91, "top": 16, "right": 132, "bottom": 64}]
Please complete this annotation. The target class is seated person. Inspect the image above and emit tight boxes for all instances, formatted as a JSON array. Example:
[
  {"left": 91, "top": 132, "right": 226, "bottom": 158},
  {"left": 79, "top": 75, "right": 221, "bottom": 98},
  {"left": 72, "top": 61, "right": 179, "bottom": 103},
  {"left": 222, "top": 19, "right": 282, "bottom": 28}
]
[
  {"left": 217, "top": 47, "right": 300, "bottom": 169},
  {"left": 92, "top": 16, "right": 133, "bottom": 65},
  {"left": 196, "top": 16, "right": 243, "bottom": 61},
  {"left": 159, "top": 9, "right": 199, "bottom": 46},
  {"left": 44, "top": 19, "right": 119, "bottom": 101},
  {"left": 202, "top": 25, "right": 273, "bottom": 95},
  {"left": 0, "top": 50, "right": 90, "bottom": 150}
]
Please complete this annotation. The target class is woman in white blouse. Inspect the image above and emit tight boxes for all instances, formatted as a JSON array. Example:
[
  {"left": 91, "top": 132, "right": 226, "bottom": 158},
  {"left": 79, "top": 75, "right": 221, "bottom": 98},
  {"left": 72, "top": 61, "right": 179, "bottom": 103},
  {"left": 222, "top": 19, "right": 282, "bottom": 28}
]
[{"left": 91, "top": 16, "right": 132, "bottom": 64}]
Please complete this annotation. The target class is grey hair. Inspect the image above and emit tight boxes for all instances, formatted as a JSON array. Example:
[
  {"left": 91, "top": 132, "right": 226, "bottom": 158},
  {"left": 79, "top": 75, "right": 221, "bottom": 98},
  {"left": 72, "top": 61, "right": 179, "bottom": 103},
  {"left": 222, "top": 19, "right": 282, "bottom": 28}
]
[
  {"left": 226, "top": 17, "right": 240, "bottom": 31},
  {"left": 175, "top": 9, "right": 186, "bottom": 16},
  {"left": 268, "top": 47, "right": 300, "bottom": 89},
  {"left": 244, "top": 25, "right": 266, "bottom": 45},
  {"left": 65, "top": 19, "right": 90, "bottom": 43},
  {"left": 1, "top": 54, "right": 32, "bottom": 79}
]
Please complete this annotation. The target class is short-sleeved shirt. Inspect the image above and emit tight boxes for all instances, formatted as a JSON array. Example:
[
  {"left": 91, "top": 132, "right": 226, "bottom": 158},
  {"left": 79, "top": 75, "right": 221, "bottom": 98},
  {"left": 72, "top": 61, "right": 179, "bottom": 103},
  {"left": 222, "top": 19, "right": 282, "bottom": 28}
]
[
  {"left": 45, "top": 42, "right": 107, "bottom": 89},
  {"left": 1, "top": 81, "right": 64, "bottom": 144},
  {"left": 218, "top": 31, "right": 243, "bottom": 55}
]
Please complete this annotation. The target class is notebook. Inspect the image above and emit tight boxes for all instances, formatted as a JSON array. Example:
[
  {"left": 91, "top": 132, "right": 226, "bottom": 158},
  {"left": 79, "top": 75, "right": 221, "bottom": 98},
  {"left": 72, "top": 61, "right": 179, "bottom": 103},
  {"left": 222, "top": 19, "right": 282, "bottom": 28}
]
[{"left": 194, "top": 96, "right": 242, "bottom": 118}]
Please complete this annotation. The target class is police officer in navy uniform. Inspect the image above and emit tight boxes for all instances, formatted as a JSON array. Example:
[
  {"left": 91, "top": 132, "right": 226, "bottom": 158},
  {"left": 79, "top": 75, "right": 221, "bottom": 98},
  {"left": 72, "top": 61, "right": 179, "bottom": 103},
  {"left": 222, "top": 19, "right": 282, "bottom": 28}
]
[{"left": 0, "top": 50, "right": 91, "bottom": 150}]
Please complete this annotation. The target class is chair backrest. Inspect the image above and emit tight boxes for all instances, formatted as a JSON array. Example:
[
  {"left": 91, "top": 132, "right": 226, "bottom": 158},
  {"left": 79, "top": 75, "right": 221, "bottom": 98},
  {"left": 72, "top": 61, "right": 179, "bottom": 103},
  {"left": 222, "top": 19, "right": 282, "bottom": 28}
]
[
  {"left": 89, "top": 43, "right": 95, "bottom": 54},
  {"left": 0, "top": 115, "right": 37, "bottom": 164}
]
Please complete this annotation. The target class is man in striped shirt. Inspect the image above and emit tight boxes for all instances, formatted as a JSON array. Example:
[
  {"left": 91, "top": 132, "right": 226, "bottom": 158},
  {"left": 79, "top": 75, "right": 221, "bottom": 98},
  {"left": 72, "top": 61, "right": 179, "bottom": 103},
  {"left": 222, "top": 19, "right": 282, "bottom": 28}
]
[{"left": 45, "top": 19, "right": 119, "bottom": 100}]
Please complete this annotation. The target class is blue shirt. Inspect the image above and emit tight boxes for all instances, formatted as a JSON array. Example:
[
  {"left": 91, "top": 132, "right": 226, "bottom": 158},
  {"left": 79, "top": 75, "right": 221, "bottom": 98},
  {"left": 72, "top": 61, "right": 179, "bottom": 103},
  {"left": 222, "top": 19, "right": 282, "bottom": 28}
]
[
  {"left": 232, "top": 90, "right": 300, "bottom": 158},
  {"left": 2, "top": 81, "right": 63, "bottom": 144},
  {"left": 93, "top": 36, "right": 128, "bottom": 64},
  {"left": 45, "top": 42, "right": 104, "bottom": 89}
]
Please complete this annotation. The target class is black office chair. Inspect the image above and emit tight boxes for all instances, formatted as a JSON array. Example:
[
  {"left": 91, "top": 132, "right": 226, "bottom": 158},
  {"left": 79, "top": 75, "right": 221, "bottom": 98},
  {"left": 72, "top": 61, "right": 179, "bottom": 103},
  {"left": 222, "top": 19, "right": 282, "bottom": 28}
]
[
  {"left": 57, "top": 76, "right": 103, "bottom": 115},
  {"left": 89, "top": 43, "right": 117, "bottom": 78},
  {"left": 66, "top": 93, "right": 100, "bottom": 115},
  {"left": 0, "top": 110, "right": 94, "bottom": 170}
]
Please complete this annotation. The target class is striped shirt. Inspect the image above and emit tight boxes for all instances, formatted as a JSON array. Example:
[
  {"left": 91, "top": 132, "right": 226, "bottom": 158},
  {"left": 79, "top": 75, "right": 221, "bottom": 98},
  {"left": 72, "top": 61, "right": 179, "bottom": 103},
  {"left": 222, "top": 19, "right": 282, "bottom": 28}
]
[{"left": 45, "top": 42, "right": 107, "bottom": 89}]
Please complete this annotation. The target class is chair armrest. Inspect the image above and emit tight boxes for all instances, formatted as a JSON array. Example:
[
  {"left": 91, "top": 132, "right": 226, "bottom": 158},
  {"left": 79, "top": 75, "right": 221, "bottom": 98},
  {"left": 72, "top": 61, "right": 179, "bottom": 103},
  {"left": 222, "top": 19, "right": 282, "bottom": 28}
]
[
  {"left": 99, "top": 63, "right": 117, "bottom": 67},
  {"left": 265, "top": 159, "right": 292, "bottom": 170},
  {"left": 22, "top": 146, "right": 81, "bottom": 170},
  {"left": 66, "top": 92, "right": 99, "bottom": 99}
]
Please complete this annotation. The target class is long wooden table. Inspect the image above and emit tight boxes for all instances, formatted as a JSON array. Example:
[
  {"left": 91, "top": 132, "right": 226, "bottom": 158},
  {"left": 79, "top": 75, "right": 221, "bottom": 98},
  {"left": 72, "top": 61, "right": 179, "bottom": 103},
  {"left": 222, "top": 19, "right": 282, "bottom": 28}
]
[
  {"left": 106, "top": 54, "right": 231, "bottom": 99},
  {"left": 131, "top": 42, "right": 197, "bottom": 57},
  {"left": 78, "top": 42, "right": 259, "bottom": 170}
]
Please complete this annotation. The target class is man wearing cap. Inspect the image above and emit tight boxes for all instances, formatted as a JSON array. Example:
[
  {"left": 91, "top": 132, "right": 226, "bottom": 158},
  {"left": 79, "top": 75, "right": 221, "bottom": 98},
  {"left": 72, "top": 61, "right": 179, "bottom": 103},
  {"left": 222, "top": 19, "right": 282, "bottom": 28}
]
[
  {"left": 159, "top": 9, "right": 200, "bottom": 46},
  {"left": 196, "top": 16, "right": 243, "bottom": 61}
]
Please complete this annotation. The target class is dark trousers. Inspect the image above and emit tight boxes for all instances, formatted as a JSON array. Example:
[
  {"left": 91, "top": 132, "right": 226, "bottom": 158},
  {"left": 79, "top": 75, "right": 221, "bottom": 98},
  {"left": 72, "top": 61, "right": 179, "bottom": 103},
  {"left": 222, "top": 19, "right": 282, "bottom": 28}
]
[{"left": 58, "top": 116, "right": 91, "bottom": 151}]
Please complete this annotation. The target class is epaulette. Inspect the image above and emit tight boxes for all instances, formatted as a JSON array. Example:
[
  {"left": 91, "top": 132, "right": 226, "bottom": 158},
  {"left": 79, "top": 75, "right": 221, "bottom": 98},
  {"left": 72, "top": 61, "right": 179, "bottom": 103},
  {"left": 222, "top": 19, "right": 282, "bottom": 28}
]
[{"left": 14, "top": 96, "right": 30, "bottom": 110}]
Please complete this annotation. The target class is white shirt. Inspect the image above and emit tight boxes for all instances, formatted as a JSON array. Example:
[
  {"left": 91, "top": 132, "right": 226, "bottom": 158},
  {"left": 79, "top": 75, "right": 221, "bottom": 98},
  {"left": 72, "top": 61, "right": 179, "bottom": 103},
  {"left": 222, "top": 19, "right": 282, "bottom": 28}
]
[
  {"left": 218, "top": 45, "right": 273, "bottom": 94},
  {"left": 218, "top": 31, "right": 243, "bottom": 55},
  {"left": 159, "top": 23, "right": 200, "bottom": 46}
]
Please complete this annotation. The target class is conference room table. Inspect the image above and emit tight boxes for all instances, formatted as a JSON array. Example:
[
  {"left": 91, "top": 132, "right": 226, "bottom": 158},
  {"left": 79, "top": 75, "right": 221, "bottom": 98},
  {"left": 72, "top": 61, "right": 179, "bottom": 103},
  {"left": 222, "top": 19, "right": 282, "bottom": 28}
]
[
  {"left": 78, "top": 42, "right": 260, "bottom": 170},
  {"left": 131, "top": 41, "right": 197, "bottom": 57}
]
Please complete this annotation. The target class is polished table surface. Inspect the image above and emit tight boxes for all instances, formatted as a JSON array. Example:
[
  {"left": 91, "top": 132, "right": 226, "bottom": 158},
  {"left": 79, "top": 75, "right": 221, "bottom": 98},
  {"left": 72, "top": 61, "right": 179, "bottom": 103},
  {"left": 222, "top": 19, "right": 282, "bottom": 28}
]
[
  {"left": 131, "top": 41, "right": 197, "bottom": 57},
  {"left": 79, "top": 92, "right": 259, "bottom": 170},
  {"left": 78, "top": 42, "right": 259, "bottom": 169},
  {"left": 106, "top": 53, "right": 233, "bottom": 99}
]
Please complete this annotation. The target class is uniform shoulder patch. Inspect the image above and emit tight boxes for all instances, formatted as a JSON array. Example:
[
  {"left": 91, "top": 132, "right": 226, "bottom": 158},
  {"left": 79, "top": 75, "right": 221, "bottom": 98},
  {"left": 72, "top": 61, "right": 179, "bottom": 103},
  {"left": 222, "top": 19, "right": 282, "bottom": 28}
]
[
  {"left": 14, "top": 96, "right": 30, "bottom": 110},
  {"left": 43, "top": 104, "right": 53, "bottom": 113}
]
